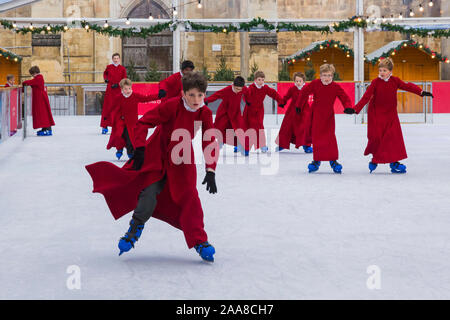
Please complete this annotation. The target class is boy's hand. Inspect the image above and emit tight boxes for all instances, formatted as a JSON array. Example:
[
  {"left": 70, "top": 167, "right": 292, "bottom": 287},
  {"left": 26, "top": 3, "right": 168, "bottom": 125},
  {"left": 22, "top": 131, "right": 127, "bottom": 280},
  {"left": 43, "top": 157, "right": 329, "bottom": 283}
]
[
  {"left": 129, "top": 147, "right": 145, "bottom": 170},
  {"left": 246, "top": 101, "right": 251, "bottom": 106},
  {"left": 278, "top": 104, "right": 285, "bottom": 108},
  {"left": 202, "top": 171, "right": 217, "bottom": 194},
  {"left": 104, "top": 79, "right": 109, "bottom": 83},
  {"left": 344, "top": 108, "right": 356, "bottom": 114},
  {"left": 421, "top": 91, "right": 434, "bottom": 98},
  {"left": 296, "top": 107, "right": 301, "bottom": 114},
  {"left": 158, "top": 89, "right": 167, "bottom": 99}
]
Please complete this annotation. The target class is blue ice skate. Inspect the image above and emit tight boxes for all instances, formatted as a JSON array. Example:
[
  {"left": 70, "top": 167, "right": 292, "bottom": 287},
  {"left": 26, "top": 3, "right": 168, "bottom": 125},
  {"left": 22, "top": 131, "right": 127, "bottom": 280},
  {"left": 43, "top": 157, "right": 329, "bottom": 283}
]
[
  {"left": 303, "top": 145, "right": 313, "bottom": 153},
  {"left": 127, "top": 152, "right": 134, "bottom": 159},
  {"left": 275, "top": 146, "right": 285, "bottom": 152},
  {"left": 330, "top": 160, "right": 342, "bottom": 174},
  {"left": 236, "top": 145, "right": 249, "bottom": 156},
  {"left": 369, "top": 162, "right": 378, "bottom": 173},
  {"left": 308, "top": 160, "right": 321, "bottom": 173},
  {"left": 116, "top": 149, "right": 123, "bottom": 160},
  {"left": 194, "top": 241, "right": 215, "bottom": 262},
  {"left": 234, "top": 146, "right": 238, "bottom": 153},
  {"left": 36, "top": 129, "right": 45, "bottom": 136},
  {"left": 44, "top": 129, "right": 52, "bottom": 136},
  {"left": 260, "top": 146, "right": 269, "bottom": 153},
  {"left": 118, "top": 219, "right": 145, "bottom": 256},
  {"left": 390, "top": 162, "right": 406, "bottom": 174},
  {"left": 102, "top": 127, "right": 108, "bottom": 134}
]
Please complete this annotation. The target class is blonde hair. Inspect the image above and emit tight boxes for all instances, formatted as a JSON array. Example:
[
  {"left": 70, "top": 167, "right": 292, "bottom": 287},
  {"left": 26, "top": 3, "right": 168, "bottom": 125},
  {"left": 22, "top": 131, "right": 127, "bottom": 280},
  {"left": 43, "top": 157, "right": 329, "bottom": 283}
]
[
  {"left": 254, "top": 71, "right": 265, "bottom": 79},
  {"left": 379, "top": 58, "right": 394, "bottom": 71},
  {"left": 319, "top": 64, "right": 335, "bottom": 75},
  {"left": 120, "top": 78, "right": 132, "bottom": 88},
  {"left": 293, "top": 72, "right": 306, "bottom": 82}
]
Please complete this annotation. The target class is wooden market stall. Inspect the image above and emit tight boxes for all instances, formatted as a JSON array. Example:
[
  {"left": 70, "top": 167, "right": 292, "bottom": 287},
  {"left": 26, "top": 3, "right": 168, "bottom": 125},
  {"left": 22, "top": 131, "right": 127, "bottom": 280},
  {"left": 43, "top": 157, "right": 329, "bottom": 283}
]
[
  {"left": 0, "top": 47, "right": 22, "bottom": 86},
  {"left": 285, "top": 40, "right": 354, "bottom": 81}
]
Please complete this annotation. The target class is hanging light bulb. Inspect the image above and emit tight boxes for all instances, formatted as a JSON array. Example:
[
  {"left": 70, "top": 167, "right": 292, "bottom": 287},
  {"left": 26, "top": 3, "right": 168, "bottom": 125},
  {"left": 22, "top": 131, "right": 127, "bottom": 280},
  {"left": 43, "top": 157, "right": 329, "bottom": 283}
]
[
  {"left": 382, "top": 16, "right": 387, "bottom": 23},
  {"left": 125, "top": 17, "right": 131, "bottom": 25},
  {"left": 64, "top": 25, "right": 69, "bottom": 31},
  {"left": 173, "top": 7, "right": 178, "bottom": 16},
  {"left": 104, "top": 20, "right": 109, "bottom": 28},
  {"left": 12, "top": 21, "right": 17, "bottom": 28},
  {"left": 409, "top": 9, "right": 415, "bottom": 17},
  {"left": 46, "top": 25, "right": 51, "bottom": 31},
  {"left": 419, "top": 4, "right": 424, "bottom": 12},
  {"left": 29, "top": 23, "right": 34, "bottom": 30},
  {"left": 390, "top": 14, "right": 395, "bottom": 22},
  {"left": 149, "top": 13, "right": 154, "bottom": 20},
  {"left": 399, "top": 13, "right": 403, "bottom": 19},
  {"left": 84, "top": 24, "right": 90, "bottom": 30},
  {"left": 197, "top": 0, "right": 202, "bottom": 9},
  {"left": 428, "top": 0, "right": 433, "bottom": 7}
]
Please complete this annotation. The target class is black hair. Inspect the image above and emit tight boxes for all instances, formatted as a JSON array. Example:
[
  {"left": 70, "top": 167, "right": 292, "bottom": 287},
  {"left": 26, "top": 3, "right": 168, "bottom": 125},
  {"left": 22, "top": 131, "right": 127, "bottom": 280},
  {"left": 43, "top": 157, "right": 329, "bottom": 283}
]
[
  {"left": 182, "top": 72, "right": 207, "bottom": 93},
  {"left": 233, "top": 76, "right": 245, "bottom": 87},
  {"left": 181, "top": 60, "right": 195, "bottom": 71}
]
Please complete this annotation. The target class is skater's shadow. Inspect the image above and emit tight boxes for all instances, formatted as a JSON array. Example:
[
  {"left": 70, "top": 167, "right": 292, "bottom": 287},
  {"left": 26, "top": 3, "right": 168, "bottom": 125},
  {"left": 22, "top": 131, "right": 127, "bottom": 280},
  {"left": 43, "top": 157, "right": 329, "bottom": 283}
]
[{"left": 120, "top": 254, "right": 209, "bottom": 267}]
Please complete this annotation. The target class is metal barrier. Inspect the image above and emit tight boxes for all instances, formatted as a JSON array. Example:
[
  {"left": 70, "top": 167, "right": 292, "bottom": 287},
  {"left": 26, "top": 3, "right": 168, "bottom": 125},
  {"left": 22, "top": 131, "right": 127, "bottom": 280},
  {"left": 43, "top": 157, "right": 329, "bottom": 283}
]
[
  {"left": 45, "top": 84, "right": 77, "bottom": 116},
  {"left": 0, "top": 87, "right": 22, "bottom": 143},
  {"left": 355, "top": 81, "right": 434, "bottom": 124}
]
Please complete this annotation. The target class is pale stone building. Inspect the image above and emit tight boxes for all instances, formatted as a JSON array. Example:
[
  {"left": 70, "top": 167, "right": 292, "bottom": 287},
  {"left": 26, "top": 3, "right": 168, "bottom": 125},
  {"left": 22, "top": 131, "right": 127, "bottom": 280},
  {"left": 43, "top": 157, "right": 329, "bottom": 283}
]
[{"left": 0, "top": 0, "right": 448, "bottom": 82}]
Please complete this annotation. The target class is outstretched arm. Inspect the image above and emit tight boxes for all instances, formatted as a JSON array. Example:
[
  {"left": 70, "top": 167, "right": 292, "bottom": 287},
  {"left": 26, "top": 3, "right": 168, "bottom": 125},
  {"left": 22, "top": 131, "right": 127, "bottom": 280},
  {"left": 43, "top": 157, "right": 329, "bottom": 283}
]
[
  {"left": 135, "top": 92, "right": 160, "bottom": 103},
  {"left": 397, "top": 78, "right": 426, "bottom": 96},
  {"left": 353, "top": 81, "right": 376, "bottom": 114},
  {"left": 265, "top": 86, "right": 284, "bottom": 105},
  {"left": 204, "top": 87, "right": 227, "bottom": 105}
]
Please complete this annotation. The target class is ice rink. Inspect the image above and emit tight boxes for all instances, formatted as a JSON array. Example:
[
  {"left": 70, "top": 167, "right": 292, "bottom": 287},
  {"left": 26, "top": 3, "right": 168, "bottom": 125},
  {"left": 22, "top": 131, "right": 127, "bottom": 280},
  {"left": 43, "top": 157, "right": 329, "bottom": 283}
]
[{"left": 1, "top": 114, "right": 450, "bottom": 299}]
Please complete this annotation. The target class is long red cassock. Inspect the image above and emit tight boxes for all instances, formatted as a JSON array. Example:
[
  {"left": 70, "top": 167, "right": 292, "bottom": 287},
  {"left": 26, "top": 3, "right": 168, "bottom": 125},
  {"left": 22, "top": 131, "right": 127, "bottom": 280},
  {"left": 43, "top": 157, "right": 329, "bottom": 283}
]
[
  {"left": 353, "top": 76, "right": 422, "bottom": 164},
  {"left": 275, "top": 84, "right": 313, "bottom": 150},
  {"left": 205, "top": 85, "right": 249, "bottom": 148},
  {"left": 106, "top": 92, "right": 159, "bottom": 150},
  {"left": 243, "top": 83, "right": 283, "bottom": 150},
  {"left": 159, "top": 72, "right": 182, "bottom": 102},
  {"left": 296, "top": 79, "right": 352, "bottom": 161},
  {"left": 86, "top": 97, "right": 219, "bottom": 249},
  {"left": 22, "top": 74, "right": 55, "bottom": 129},
  {"left": 101, "top": 64, "right": 127, "bottom": 128},
  {"left": 5, "top": 83, "right": 11, "bottom": 87}
]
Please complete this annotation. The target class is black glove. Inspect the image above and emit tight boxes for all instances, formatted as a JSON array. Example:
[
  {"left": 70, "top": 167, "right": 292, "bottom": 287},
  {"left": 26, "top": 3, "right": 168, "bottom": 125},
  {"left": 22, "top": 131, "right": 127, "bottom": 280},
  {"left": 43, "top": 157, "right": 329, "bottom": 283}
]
[
  {"left": 128, "top": 147, "right": 145, "bottom": 170},
  {"left": 104, "top": 79, "right": 109, "bottom": 83},
  {"left": 278, "top": 104, "right": 285, "bottom": 109},
  {"left": 202, "top": 171, "right": 217, "bottom": 194},
  {"left": 421, "top": 91, "right": 434, "bottom": 98},
  {"left": 246, "top": 101, "right": 251, "bottom": 106},
  {"left": 158, "top": 89, "right": 167, "bottom": 99},
  {"left": 296, "top": 107, "right": 301, "bottom": 114},
  {"left": 344, "top": 108, "right": 356, "bottom": 114},
  {"left": 111, "top": 83, "right": 119, "bottom": 89},
  {"left": 204, "top": 100, "right": 209, "bottom": 106}
]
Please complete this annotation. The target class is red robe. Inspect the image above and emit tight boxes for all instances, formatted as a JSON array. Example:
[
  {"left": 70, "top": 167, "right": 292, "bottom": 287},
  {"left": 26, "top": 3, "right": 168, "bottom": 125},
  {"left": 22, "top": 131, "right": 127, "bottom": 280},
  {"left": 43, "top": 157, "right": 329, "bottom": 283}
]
[
  {"left": 107, "top": 92, "right": 159, "bottom": 150},
  {"left": 243, "top": 83, "right": 283, "bottom": 150},
  {"left": 22, "top": 74, "right": 55, "bottom": 129},
  {"left": 205, "top": 85, "right": 249, "bottom": 148},
  {"left": 5, "top": 83, "right": 11, "bottom": 87},
  {"left": 85, "top": 97, "right": 219, "bottom": 249},
  {"left": 296, "top": 80, "right": 352, "bottom": 161},
  {"left": 101, "top": 64, "right": 127, "bottom": 128},
  {"left": 353, "top": 76, "right": 422, "bottom": 164},
  {"left": 275, "top": 84, "right": 313, "bottom": 149},
  {"left": 159, "top": 72, "right": 182, "bottom": 102}
]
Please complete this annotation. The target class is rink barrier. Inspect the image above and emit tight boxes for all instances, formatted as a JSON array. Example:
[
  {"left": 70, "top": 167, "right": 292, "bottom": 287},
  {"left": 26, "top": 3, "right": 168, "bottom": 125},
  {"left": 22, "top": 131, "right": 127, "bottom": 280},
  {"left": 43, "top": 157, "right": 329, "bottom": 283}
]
[
  {"left": 0, "top": 86, "right": 22, "bottom": 143},
  {"left": 17, "top": 80, "right": 450, "bottom": 118}
]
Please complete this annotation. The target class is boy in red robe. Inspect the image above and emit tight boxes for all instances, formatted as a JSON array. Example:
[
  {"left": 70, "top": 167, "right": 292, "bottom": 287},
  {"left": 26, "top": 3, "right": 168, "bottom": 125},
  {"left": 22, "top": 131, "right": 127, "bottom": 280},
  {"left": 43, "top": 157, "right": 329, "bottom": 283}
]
[
  {"left": 158, "top": 60, "right": 194, "bottom": 102},
  {"left": 101, "top": 53, "right": 127, "bottom": 134},
  {"left": 107, "top": 78, "right": 159, "bottom": 160},
  {"left": 296, "top": 64, "right": 352, "bottom": 173},
  {"left": 22, "top": 66, "right": 55, "bottom": 136},
  {"left": 85, "top": 72, "right": 219, "bottom": 262},
  {"left": 344, "top": 58, "right": 433, "bottom": 173},
  {"left": 243, "top": 71, "right": 284, "bottom": 153},
  {"left": 5, "top": 74, "right": 15, "bottom": 87},
  {"left": 275, "top": 72, "right": 313, "bottom": 153},
  {"left": 204, "top": 76, "right": 250, "bottom": 156}
]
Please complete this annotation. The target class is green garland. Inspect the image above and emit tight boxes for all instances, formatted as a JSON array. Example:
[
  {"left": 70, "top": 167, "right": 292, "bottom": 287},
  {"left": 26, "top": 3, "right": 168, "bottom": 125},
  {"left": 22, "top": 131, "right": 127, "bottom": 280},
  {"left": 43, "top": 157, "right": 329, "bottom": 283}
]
[
  {"left": 367, "top": 39, "right": 449, "bottom": 65},
  {"left": 0, "top": 16, "right": 448, "bottom": 39},
  {"left": 0, "top": 47, "right": 22, "bottom": 62},
  {"left": 285, "top": 40, "right": 354, "bottom": 65}
]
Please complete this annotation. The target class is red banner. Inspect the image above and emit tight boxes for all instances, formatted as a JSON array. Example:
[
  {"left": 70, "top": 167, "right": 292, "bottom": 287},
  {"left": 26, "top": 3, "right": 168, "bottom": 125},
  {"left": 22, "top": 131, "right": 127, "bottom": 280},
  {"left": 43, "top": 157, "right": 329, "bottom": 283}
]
[
  {"left": 9, "top": 88, "right": 18, "bottom": 134},
  {"left": 133, "top": 83, "right": 161, "bottom": 115},
  {"left": 430, "top": 82, "right": 450, "bottom": 113}
]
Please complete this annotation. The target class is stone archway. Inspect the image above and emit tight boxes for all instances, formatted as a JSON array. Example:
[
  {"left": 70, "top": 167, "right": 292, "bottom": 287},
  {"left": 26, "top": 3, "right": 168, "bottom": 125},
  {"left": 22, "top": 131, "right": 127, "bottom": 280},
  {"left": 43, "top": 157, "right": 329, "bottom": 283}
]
[{"left": 122, "top": 0, "right": 173, "bottom": 81}]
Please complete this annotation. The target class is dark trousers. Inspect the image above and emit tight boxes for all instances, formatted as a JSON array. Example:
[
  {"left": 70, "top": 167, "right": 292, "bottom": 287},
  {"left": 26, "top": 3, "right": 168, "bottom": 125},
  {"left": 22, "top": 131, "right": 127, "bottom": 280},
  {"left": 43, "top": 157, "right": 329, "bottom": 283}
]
[
  {"left": 121, "top": 128, "right": 134, "bottom": 155},
  {"left": 132, "top": 177, "right": 166, "bottom": 224}
]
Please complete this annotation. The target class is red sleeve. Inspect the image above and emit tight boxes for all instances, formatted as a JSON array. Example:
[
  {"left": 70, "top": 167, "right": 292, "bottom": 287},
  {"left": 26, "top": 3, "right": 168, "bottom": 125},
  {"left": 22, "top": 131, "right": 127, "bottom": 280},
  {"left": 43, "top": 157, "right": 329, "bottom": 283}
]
[
  {"left": 335, "top": 83, "right": 352, "bottom": 110},
  {"left": 22, "top": 77, "right": 40, "bottom": 87},
  {"left": 354, "top": 80, "right": 376, "bottom": 114},
  {"left": 205, "top": 87, "right": 228, "bottom": 104},
  {"left": 296, "top": 82, "right": 314, "bottom": 109},
  {"left": 122, "top": 66, "right": 128, "bottom": 79},
  {"left": 265, "top": 86, "right": 284, "bottom": 104},
  {"left": 133, "top": 101, "right": 178, "bottom": 148},
  {"left": 159, "top": 73, "right": 177, "bottom": 91},
  {"left": 242, "top": 86, "right": 251, "bottom": 103},
  {"left": 201, "top": 108, "right": 219, "bottom": 171},
  {"left": 282, "top": 86, "right": 295, "bottom": 105},
  {"left": 396, "top": 77, "right": 423, "bottom": 96},
  {"left": 134, "top": 93, "right": 159, "bottom": 103},
  {"left": 103, "top": 66, "right": 109, "bottom": 81}
]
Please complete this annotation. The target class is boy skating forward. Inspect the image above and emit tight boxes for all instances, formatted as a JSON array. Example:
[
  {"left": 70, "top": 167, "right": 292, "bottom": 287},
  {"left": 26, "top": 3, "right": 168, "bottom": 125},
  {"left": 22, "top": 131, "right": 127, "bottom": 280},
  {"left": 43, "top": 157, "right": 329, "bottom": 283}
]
[
  {"left": 295, "top": 64, "right": 352, "bottom": 173},
  {"left": 86, "top": 72, "right": 219, "bottom": 262},
  {"left": 158, "top": 60, "right": 195, "bottom": 102},
  {"left": 344, "top": 58, "right": 433, "bottom": 173}
]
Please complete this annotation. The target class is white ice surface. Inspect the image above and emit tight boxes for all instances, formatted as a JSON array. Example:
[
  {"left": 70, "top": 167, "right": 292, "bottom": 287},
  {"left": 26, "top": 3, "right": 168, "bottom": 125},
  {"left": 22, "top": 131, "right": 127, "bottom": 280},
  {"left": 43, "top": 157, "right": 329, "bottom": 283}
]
[{"left": 1, "top": 114, "right": 450, "bottom": 300}]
